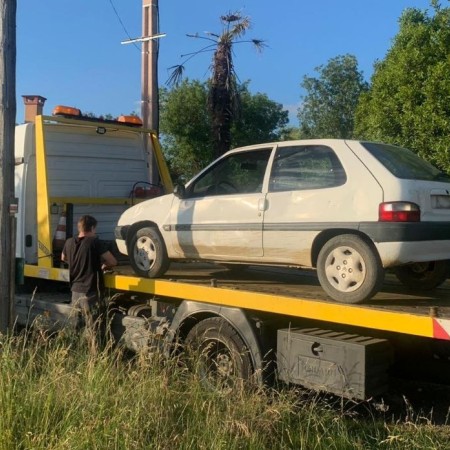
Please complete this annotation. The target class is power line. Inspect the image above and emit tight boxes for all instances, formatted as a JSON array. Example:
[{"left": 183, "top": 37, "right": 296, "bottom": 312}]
[{"left": 107, "top": 0, "right": 140, "bottom": 50}]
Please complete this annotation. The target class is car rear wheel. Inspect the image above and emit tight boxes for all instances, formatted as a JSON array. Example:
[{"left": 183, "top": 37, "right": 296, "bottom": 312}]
[
  {"left": 394, "top": 260, "right": 449, "bottom": 291},
  {"left": 128, "top": 227, "right": 170, "bottom": 278},
  {"left": 317, "top": 234, "right": 384, "bottom": 304}
]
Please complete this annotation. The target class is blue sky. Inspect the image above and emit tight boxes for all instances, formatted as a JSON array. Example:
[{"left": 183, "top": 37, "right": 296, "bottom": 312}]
[{"left": 17, "top": 0, "right": 436, "bottom": 125}]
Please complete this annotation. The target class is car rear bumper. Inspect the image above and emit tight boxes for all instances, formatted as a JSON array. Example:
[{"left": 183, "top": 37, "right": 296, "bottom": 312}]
[
  {"left": 361, "top": 221, "right": 450, "bottom": 267},
  {"left": 360, "top": 221, "right": 450, "bottom": 242},
  {"left": 376, "top": 240, "right": 450, "bottom": 267}
]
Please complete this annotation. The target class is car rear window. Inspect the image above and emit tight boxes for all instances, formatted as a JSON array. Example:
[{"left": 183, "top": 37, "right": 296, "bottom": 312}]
[
  {"left": 361, "top": 142, "right": 450, "bottom": 181},
  {"left": 269, "top": 145, "right": 346, "bottom": 192}
]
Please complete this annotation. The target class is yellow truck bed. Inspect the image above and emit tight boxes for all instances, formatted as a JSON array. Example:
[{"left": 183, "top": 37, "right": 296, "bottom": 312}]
[{"left": 105, "top": 263, "right": 450, "bottom": 341}]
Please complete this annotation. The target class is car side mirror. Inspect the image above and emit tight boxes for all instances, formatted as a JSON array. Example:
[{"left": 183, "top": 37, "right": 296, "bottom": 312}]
[{"left": 174, "top": 183, "right": 186, "bottom": 199}]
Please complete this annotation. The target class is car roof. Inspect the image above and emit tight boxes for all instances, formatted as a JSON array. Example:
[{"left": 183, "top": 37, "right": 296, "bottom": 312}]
[{"left": 225, "top": 139, "right": 381, "bottom": 155}]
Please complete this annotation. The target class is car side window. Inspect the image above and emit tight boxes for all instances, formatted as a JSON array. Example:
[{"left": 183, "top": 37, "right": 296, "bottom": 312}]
[
  {"left": 188, "top": 148, "right": 272, "bottom": 198},
  {"left": 269, "top": 145, "right": 346, "bottom": 192}
]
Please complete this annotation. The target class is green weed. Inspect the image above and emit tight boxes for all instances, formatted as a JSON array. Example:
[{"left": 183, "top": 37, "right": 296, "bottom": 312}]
[{"left": 0, "top": 329, "right": 447, "bottom": 450}]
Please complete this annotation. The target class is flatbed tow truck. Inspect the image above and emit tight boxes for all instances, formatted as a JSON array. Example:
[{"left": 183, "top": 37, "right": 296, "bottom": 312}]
[{"left": 14, "top": 104, "right": 450, "bottom": 401}]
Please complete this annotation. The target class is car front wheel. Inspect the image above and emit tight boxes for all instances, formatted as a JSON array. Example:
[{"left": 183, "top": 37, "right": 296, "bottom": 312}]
[
  {"left": 394, "top": 260, "right": 449, "bottom": 291},
  {"left": 317, "top": 234, "right": 384, "bottom": 304},
  {"left": 128, "top": 227, "right": 170, "bottom": 278}
]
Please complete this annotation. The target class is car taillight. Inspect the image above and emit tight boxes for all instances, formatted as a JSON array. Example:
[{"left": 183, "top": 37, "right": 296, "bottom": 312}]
[{"left": 379, "top": 202, "right": 421, "bottom": 222}]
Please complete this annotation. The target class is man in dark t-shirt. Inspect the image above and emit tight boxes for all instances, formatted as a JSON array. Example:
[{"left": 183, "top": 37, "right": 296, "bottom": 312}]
[{"left": 62, "top": 215, "right": 117, "bottom": 337}]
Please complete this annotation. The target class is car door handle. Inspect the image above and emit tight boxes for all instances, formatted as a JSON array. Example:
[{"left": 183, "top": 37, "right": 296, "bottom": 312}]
[{"left": 258, "top": 198, "right": 268, "bottom": 212}]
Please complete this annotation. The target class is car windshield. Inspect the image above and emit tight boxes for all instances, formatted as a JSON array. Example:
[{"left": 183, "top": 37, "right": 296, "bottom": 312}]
[{"left": 361, "top": 142, "right": 450, "bottom": 181}]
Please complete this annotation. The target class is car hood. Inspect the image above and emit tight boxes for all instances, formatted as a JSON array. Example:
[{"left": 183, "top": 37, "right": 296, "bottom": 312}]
[{"left": 118, "top": 193, "right": 175, "bottom": 226}]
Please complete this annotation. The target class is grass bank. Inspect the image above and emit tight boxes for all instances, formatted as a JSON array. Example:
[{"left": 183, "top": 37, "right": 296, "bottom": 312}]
[{"left": 0, "top": 329, "right": 448, "bottom": 450}]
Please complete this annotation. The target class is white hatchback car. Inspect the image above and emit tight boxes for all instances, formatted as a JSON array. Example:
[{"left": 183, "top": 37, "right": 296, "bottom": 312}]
[{"left": 115, "top": 139, "right": 450, "bottom": 303}]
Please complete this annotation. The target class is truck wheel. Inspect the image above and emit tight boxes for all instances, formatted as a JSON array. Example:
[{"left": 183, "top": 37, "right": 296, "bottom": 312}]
[
  {"left": 317, "top": 234, "right": 384, "bottom": 304},
  {"left": 128, "top": 227, "right": 170, "bottom": 278},
  {"left": 185, "top": 317, "right": 253, "bottom": 390},
  {"left": 394, "top": 260, "right": 449, "bottom": 291}
]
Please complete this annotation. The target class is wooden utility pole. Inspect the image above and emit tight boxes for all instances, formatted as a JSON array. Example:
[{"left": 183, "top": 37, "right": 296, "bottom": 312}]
[
  {"left": 142, "top": 0, "right": 159, "bottom": 133},
  {"left": 142, "top": 0, "right": 159, "bottom": 183},
  {"left": 0, "top": 0, "right": 17, "bottom": 333}
]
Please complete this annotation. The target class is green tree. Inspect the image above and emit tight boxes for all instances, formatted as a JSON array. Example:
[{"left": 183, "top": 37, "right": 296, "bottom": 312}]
[
  {"left": 354, "top": 2, "right": 450, "bottom": 171},
  {"left": 159, "top": 80, "right": 212, "bottom": 182},
  {"left": 297, "top": 54, "right": 368, "bottom": 139},
  {"left": 231, "top": 82, "right": 289, "bottom": 147},
  {"left": 168, "top": 12, "right": 265, "bottom": 158},
  {"left": 160, "top": 80, "right": 288, "bottom": 181}
]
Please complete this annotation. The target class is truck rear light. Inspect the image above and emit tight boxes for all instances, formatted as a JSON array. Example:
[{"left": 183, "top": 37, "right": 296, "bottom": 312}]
[{"left": 379, "top": 202, "right": 420, "bottom": 222}]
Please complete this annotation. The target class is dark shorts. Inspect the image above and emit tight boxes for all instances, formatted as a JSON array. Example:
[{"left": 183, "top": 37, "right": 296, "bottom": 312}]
[{"left": 71, "top": 291, "right": 105, "bottom": 328}]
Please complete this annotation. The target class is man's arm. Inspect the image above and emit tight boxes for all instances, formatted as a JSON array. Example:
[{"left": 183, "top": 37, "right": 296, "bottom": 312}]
[
  {"left": 61, "top": 240, "right": 68, "bottom": 263},
  {"left": 101, "top": 250, "right": 118, "bottom": 270}
]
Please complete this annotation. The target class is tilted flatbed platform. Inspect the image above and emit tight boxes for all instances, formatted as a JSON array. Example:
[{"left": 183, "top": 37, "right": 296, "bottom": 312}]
[{"left": 99, "top": 263, "right": 450, "bottom": 342}]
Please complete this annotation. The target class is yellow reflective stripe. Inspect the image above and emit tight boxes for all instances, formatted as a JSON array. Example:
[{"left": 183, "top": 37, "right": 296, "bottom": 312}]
[
  {"left": 35, "top": 116, "right": 53, "bottom": 268},
  {"left": 50, "top": 197, "right": 137, "bottom": 205},
  {"left": 24, "top": 264, "right": 69, "bottom": 282},
  {"left": 150, "top": 133, "right": 173, "bottom": 193}
]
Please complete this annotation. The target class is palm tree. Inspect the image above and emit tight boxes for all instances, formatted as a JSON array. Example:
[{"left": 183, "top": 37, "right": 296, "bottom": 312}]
[{"left": 168, "top": 12, "right": 265, "bottom": 158}]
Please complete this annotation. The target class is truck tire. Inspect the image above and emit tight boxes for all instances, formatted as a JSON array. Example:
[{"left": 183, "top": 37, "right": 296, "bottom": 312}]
[
  {"left": 128, "top": 227, "right": 170, "bottom": 278},
  {"left": 185, "top": 317, "right": 253, "bottom": 390},
  {"left": 317, "top": 234, "right": 384, "bottom": 304},
  {"left": 394, "top": 260, "right": 449, "bottom": 291}
]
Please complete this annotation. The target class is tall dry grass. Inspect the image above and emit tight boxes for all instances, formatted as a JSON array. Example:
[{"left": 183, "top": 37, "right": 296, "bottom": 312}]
[{"left": 0, "top": 325, "right": 448, "bottom": 450}]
